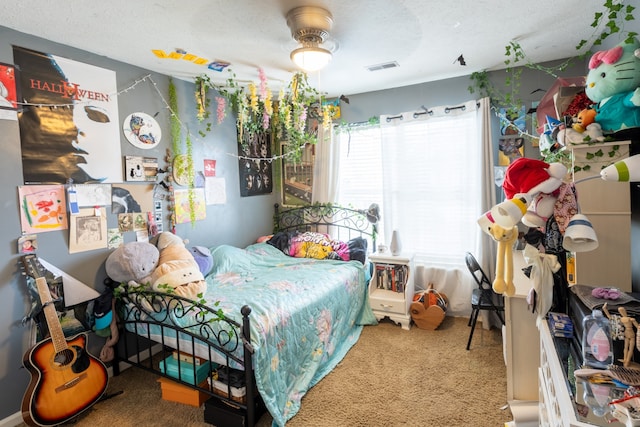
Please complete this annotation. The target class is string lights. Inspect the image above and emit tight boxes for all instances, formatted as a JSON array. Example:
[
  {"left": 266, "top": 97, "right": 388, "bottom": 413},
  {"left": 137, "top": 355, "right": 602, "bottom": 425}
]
[{"left": 17, "top": 73, "right": 308, "bottom": 163}]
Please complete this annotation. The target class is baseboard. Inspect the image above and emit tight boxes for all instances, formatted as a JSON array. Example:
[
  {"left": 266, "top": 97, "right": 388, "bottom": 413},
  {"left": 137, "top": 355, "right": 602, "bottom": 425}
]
[
  {"left": 0, "top": 412, "right": 23, "bottom": 427},
  {"left": 1, "top": 344, "right": 163, "bottom": 427}
]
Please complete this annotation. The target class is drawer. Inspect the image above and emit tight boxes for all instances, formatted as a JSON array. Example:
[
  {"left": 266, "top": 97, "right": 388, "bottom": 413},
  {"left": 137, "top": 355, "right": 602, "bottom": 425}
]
[{"left": 369, "top": 290, "right": 406, "bottom": 314}]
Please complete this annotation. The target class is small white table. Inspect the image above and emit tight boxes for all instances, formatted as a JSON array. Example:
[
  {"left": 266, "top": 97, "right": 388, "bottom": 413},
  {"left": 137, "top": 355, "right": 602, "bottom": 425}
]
[{"left": 368, "top": 253, "right": 415, "bottom": 330}]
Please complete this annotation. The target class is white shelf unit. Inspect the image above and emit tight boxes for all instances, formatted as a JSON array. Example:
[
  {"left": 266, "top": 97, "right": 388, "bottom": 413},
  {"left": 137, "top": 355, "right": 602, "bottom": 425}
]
[
  {"left": 368, "top": 253, "right": 415, "bottom": 330},
  {"left": 570, "top": 140, "right": 631, "bottom": 291}
]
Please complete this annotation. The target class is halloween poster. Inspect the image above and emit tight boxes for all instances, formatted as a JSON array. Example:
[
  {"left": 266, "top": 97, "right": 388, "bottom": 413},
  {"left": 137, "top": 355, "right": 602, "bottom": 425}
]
[{"left": 13, "top": 46, "right": 122, "bottom": 184}]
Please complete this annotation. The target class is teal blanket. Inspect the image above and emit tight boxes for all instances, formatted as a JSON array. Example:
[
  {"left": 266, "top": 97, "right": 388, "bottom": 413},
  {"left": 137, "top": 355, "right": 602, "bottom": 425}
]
[{"left": 205, "top": 243, "right": 376, "bottom": 426}]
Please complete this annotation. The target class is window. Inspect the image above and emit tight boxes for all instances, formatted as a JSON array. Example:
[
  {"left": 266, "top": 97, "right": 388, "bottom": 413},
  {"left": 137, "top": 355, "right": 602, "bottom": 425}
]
[{"left": 336, "top": 103, "right": 482, "bottom": 267}]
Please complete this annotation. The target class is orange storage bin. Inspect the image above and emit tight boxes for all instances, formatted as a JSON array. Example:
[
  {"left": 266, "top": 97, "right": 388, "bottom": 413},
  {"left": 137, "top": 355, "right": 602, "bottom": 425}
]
[{"left": 158, "top": 377, "right": 209, "bottom": 407}]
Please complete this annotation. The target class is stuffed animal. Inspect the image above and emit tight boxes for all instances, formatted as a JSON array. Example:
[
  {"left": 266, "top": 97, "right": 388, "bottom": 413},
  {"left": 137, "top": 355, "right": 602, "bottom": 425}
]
[
  {"left": 573, "top": 108, "right": 597, "bottom": 133},
  {"left": 502, "top": 158, "right": 567, "bottom": 201},
  {"left": 190, "top": 246, "right": 213, "bottom": 276},
  {"left": 105, "top": 241, "right": 159, "bottom": 283},
  {"left": 487, "top": 223, "right": 518, "bottom": 297},
  {"left": 557, "top": 122, "right": 605, "bottom": 145},
  {"left": 143, "top": 232, "right": 207, "bottom": 300},
  {"left": 410, "top": 284, "right": 448, "bottom": 330},
  {"left": 522, "top": 192, "right": 558, "bottom": 229},
  {"left": 585, "top": 37, "right": 640, "bottom": 134}
]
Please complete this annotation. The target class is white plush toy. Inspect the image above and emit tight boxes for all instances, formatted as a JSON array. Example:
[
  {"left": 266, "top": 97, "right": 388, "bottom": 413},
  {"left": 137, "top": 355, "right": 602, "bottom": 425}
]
[
  {"left": 478, "top": 158, "right": 568, "bottom": 296},
  {"left": 501, "top": 158, "right": 567, "bottom": 229}
]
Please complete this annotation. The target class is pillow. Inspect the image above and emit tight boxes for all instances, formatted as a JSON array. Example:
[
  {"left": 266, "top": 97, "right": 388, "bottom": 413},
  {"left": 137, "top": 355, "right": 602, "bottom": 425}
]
[
  {"left": 267, "top": 231, "right": 368, "bottom": 264},
  {"left": 288, "top": 231, "right": 335, "bottom": 260},
  {"left": 343, "top": 237, "right": 368, "bottom": 265}
]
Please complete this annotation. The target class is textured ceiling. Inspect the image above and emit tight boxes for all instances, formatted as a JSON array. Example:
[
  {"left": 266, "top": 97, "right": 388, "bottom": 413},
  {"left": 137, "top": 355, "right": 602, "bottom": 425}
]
[{"left": 2, "top": 0, "right": 604, "bottom": 97}]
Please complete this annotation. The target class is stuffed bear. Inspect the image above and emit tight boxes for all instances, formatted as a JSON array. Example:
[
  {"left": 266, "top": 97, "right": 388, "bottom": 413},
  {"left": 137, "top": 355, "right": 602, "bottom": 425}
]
[
  {"left": 105, "top": 241, "right": 159, "bottom": 283},
  {"left": 585, "top": 37, "right": 640, "bottom": 134},
  {"left": 143, "top": 232, "right": 207, "bottom": 300}
]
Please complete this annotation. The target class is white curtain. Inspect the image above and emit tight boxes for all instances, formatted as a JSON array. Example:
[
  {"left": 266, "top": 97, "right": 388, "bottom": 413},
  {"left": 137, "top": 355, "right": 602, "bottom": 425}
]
[
  {"left": 476, "top": 97, "right": 500, "bottom": 328},
  {"left": 377, "top": 100, "right": 481, "bottom": 317},
  {"left": 332, "top": 98, "right": 495, "bottom": 322},
  {"left": 312, "top": 126, "right": 339, "bottom": 203},
  {"left": 476, "top": 97, "right": 497, "bottom": 280}
]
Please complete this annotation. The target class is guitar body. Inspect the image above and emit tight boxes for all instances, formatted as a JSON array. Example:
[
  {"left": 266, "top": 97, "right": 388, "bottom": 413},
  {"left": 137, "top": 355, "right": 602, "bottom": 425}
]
[{"left": 21, "top": 332, "right": 108, "bottom": 427}]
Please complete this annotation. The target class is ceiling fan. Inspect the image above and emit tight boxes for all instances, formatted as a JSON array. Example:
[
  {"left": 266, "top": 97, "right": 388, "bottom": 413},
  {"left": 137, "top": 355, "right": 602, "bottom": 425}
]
[{"left": 286, "top": 6, "right": 335, "bottom": 72}]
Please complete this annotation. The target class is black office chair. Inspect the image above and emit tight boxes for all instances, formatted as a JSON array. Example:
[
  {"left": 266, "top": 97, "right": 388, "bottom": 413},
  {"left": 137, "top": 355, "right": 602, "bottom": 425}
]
[{"left": 464, "top": 252, "right": 505, "bottom": 350}]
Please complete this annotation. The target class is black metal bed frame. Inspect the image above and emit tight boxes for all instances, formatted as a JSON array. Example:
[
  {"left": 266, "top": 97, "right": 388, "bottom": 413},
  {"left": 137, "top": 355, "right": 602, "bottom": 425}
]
[
  {"left": 274, "top": 203, "right": 377, "bottom": 250},
  {"left": 112, "top": 203, "right": 376, "bottom": 426}
]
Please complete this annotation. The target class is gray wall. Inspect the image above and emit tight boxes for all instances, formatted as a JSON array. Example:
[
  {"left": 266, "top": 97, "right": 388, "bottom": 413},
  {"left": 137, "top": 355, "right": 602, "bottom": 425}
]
[
  {"left": 0, "top": 26, "right": 277, "bottom": 421},
  {"left": 1, "top": 21, "right": 637, "bottom": 421}
]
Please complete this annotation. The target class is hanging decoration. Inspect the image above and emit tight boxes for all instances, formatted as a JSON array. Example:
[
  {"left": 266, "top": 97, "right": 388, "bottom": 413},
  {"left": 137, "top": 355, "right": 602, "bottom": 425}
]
[
  {"left": 122, "top": 112, "right": 162, "bottom": 149},
  {"left": 195, "top": 68, "right": 333, "bottom": 163}
]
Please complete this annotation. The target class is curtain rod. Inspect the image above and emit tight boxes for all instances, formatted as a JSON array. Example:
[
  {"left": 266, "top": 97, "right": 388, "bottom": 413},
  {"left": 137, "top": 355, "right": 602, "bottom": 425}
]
[{"left": 385, "top": 102, "right": 477, "bottom": 122}]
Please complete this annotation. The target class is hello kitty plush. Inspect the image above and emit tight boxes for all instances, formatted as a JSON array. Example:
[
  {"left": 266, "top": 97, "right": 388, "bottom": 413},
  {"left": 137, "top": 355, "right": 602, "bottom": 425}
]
[{"left": 585, "top": 38, "right": 640, "bottom": 134}]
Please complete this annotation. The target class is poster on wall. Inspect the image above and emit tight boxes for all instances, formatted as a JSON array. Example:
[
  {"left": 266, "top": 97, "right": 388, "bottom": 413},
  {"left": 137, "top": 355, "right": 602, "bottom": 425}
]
[
  {"left": 111, "top": 184, "right": 154, "bottom": 214},
  {"left": 125, "top": 156, "right": 159, "bottom": 182},
  {"left": 18, "top": 185, "right": 68, "bottom": 234},
  {"left": 237, "top": 129, "right": 273, "bottom": 197},
  {"left": 498, "top": 136, "right": 524, "bottom": 166},
  {"left": 68, "top": 207, "right": 108, "bottom": 253},
  {"left": 0, "top": 62, "right": 20, "bottom": 110},
  {"left": 174, "top": 188, "right": 206, "bottom": 224},
  {"left": 13, "top": 46, "right": 122, "bottom": 184}
]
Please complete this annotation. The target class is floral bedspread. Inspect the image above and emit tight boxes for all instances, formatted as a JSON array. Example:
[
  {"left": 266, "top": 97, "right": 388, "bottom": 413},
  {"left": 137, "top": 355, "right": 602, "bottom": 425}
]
[{"left": 203, "top": 242, "right": 376, "bottom": 426}]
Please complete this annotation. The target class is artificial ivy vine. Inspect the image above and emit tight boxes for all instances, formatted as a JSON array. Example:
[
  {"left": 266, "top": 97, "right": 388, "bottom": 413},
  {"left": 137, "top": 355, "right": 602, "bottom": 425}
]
[
  {"left": 195, "top": 69, "right": 332, "bottom": 164},
  {"left": 468, "top": 1, "right": 636, "bottom": 119},
  {"left": 467, "top": 0, "right": 636, "bottom": 170},
  {"left": 168, "top": 78, "right": 197, "bottom": 227}
]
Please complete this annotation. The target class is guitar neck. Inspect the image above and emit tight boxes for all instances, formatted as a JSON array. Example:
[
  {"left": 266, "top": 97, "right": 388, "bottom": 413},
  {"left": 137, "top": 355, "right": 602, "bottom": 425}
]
[{"left": 34, "top": 276, "right": 68, "bottom": 353}]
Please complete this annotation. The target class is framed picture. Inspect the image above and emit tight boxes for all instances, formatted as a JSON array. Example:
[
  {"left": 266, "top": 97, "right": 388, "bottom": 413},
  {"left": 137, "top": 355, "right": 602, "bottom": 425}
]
[
  {"left": 279, "top": 101, "right": 322, "bottom": 206},
  {"left": 0, "top": 62, "right": 20, "bottom": 110},
  {"left": 69, "top": 208, "right": 108, "bottom": 253},
  {"left": 281, "top": 143, "right": 314, "bottom": 205},
  {"left": 125, "top": 155, "right": 159, "bottom": 182}
]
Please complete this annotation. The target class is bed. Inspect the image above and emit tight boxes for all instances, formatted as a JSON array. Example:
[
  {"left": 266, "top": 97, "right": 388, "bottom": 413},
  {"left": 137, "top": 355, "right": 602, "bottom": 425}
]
[{"left": 112, "top": 203, "right": 378, "bottom": 426}]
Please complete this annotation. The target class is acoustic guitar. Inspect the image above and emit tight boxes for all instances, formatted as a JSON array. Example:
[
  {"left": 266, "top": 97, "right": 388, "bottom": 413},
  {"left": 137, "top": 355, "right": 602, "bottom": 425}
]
[{"left": 20, "top": 254, "right": 108, "bottom": 427}]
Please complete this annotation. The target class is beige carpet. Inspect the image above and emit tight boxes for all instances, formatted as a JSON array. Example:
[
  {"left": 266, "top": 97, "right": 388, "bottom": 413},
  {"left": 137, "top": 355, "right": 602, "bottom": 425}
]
[{"left": 18, "top": 317, "right": 512, "bottom": 427}]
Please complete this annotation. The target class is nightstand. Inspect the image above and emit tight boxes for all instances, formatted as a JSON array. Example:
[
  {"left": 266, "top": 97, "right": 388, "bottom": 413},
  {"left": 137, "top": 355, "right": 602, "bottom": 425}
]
[{"left": 368, "top": 252, "right": 415, "bottom": 330}]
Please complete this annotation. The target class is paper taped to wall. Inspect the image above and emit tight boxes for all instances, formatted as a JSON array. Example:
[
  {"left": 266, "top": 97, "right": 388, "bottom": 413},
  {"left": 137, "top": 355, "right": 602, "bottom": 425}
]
[{"left": 39, "top": 258, "right": 100, "bottom": 307}]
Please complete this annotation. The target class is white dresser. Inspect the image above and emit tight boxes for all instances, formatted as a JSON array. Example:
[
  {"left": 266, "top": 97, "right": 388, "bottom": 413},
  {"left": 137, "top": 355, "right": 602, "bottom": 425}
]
[
  {"left": 570, "top": 141, "right": 631, "bottom": 291},
  {"left": 538, "top": 319, "right": 626, "bottom": 426},
  {"left": 505, "top": 251, "right": 541, "bottom": 423}
]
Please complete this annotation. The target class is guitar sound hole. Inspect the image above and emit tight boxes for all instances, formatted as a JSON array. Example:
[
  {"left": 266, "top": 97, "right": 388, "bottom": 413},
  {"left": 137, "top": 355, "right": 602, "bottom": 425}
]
[{"left": 53, "top": 349, "right": 75, "bottom": 367}]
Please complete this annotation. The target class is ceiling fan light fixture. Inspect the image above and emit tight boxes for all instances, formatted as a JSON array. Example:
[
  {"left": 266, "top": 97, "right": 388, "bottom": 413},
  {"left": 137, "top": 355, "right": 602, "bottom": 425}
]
[
  {"left": 286, "top": 6, "right": 334, "bottom": 72},
  {"left": 290, "top": 45, "right": 332, "bottom": 72}
]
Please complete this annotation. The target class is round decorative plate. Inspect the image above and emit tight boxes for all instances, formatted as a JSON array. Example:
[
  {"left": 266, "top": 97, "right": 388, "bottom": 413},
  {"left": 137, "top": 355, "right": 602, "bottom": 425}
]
[
  {"left": 123, "top": 112, "right": 162, "bottom": 149},
  {"left": 172, "top": 154, "right": 191, "bottom": 186}
]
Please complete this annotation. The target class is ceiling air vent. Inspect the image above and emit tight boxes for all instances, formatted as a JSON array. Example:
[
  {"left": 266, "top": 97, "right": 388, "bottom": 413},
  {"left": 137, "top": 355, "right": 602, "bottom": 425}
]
[{"left": 366, "top": 61, "right": 399, "bottom": 72}]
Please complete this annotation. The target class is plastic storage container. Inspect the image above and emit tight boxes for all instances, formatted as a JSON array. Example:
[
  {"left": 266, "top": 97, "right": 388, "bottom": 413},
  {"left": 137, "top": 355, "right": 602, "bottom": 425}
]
[{"left": 582, "top": 309, "right": 614, "bottom": 368}]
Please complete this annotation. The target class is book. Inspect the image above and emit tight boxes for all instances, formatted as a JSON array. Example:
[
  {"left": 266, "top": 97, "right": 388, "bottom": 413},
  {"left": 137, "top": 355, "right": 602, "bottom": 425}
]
[{"left": 548, "top": 312, "right": 573, "bottom": 338}]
